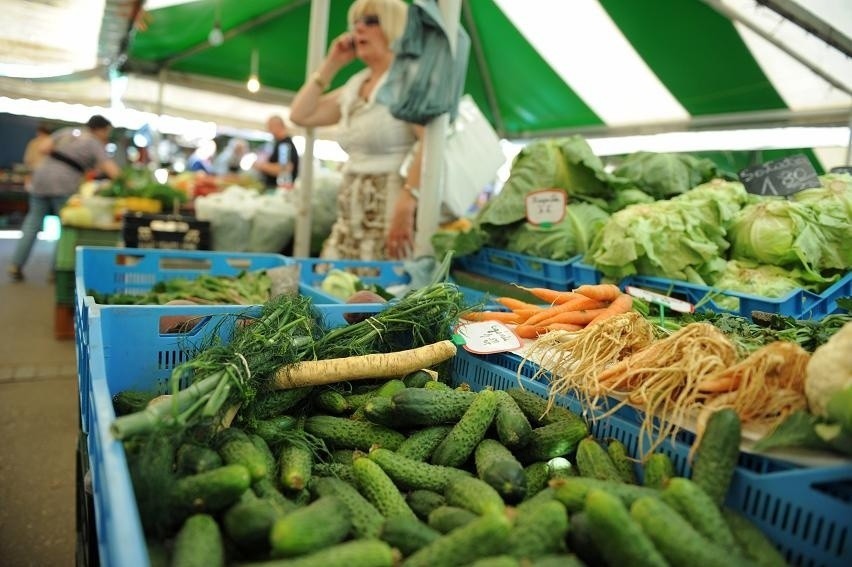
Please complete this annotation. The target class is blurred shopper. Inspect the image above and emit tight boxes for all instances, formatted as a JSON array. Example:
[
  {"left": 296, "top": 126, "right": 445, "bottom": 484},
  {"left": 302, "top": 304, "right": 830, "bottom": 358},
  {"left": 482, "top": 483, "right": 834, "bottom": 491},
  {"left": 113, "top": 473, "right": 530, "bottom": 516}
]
[
  {"left": 290, "top": 0, "right": 423, "bottom": 260},
  {"left": 187, "top": 139, "right": 217, "bottom": 174},
  {"left": 213, "top": 138, "right": 249, "bottom": 175},
  {"left": 8, "top": 115, "right": 121, "bottom": 282},
  {"left": 22, "top": 122, "right": 53, "bottom": 189},
  {"left": 255, "top": 116, "right": 299, "bottom": 188}
]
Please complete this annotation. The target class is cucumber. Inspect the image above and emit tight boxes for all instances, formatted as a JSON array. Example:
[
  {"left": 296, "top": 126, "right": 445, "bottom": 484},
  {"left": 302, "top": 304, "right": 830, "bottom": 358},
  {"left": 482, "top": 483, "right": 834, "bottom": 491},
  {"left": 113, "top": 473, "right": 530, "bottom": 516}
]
[
  {"left": 403, "top": 512, "right": 513, "bottom": 567},
  {"left": 470, "top": 557, "right": 522, "bottom": 567},
  {"left": 444, "top": 476, "right": 505, "bottom": 516},
  {"left": 585, "top": 489, "right": 668, "bottom": 567},
  {"left": 518, "top": 420, "right": 589, "bottom": 462},
  {"left": 396, "top": 425, "right": 453, "bottom": 461},
  {"left": 352, "top": 455, "right": 418, "bottom": 521},
  {"left": 251, "top": 387, "right": 313, "bottom": 420},
  {"left": 722, "top": 508, "right": 788, "bottom": 567},
  {"left": 222, "top": 496, "right": 282, "bottom": 552},
  {"left": 250, "top": 416, "right": 299, "bottom": 447},
  {"left": 427, "top": 505, "right": 478, "bottom": 533},
  {"left": 330, "top": 449, "right": 355, "bottom": 465},
  {"left": 249, "top": 434, "right": 277, "bottom": 480},
  {"left": 175, "top": 443, "right": 223, "bottom": 476},
  {"left": 507, "top": 498, "right": 569, "bottom": 559},
  {"left": 424, "top": 380, "right": 453, "bottom": 391},
  {"left": 662, "top": 477, "right": 738, "bottom": 551},
  {"left": 403, "top": 369, "right": 435, "bottom": 388},
  {"left": 566, "top": 512, "right": 607, "bottom": 567},
  {"left": 315, "top": 390, "right": 351, "bottom": 414},
  {"left": 269, "top": 496, "right": 351, "bottom": 557},
  {"left": 516, "top": 487, "right": 555, "bottom": 513},
  {"left": 304, "top": 415, "right": 405, "bottom": 451},
  {"left": 363, "top": 396, "right": 396, "bottom": 427},
  {"left": 690, "top": 408, "right": 741, "bottom": 506},
  {"left": 369, "top": 447, "right": 469, "bottom": 492},
  {"left": 432, "top": 389, "right": 499, "bottom": 467},
  {"left": 523, "top": 462, "right": 551, "bottom": 499},
  {"left": 171, "top": 514, "right": 224, "bottom": 567},
  {"left": 475, "top": 439, "right": 527, "bottom": 503},
  {"left": 631, "top": 497, "right": 746, "bottom": 567},
  {"left": 390, "top": 388, "right": 477, "bottom": 426},
  {"left": 552, "top": 477, "right": 658, "bottom": 513},
  {"left": 347, "top": 378, "right": 407, "bottom": 418},
  {"left": 311, "top": 476, "right": 384, "bottom": 539},
  {"left": 506, "top": 388, "right": 584, "bottom": 426},
  {"left": 607, "top": 439, "right": 638, "bottom": 484},
  {"left": 406, "top": 489, "right": 446, "bottom": 521},
  {"left": 255, "top": 539, "right": 396, "bottom": 567},
  {"left": 529, "top": 555, "right": 586, "bottom": 567},
  {"left": 494, "top": 390, "right": 534, "bottom": 449},
  {"left": 311, "top": 462, "right": 356, "bottom": 484},
  {"left": 576, "top": 438, "right": 623, "bottom": 481},
  {"left": 279, "top": 443, "right": 313, "bottom": 492},
  {"left": 379, "top": 516, "right": 442, "bottom": 556},
  {"left": 173, "top": 464, "right": 251, "bottom": 516},
  {"left": 642, "top": 452, "right": 675, "bottom": 489},
  {"left": 215, "top": 428, "right": 268, "bottom": 481},
  {"left": 547, "top": 458, "right": 577, "bottom": 480},
  {"left": 252, "top": 477, "right": 298, "bottom": 516}
]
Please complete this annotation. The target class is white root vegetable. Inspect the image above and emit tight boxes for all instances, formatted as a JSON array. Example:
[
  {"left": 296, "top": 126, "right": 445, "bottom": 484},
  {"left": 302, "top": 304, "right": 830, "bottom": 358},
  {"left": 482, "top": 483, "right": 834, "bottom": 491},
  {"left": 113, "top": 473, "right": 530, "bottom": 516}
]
[{"left": 273, "top": 340, "right": 457, "bottom": 389}]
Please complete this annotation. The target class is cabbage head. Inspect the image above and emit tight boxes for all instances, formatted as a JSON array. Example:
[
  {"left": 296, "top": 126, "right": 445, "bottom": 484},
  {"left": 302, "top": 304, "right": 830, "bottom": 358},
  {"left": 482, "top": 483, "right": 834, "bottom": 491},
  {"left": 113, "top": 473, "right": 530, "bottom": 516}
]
[
  {"left": 612, "top": 152, "right": 720, "bottom": 199},
  {"left": 729, "top": 197, "right": 850, "bottom": 275},
  {"left": 791, "top": 174, "right": 852, "bottom": 269},
  {"left": 712, "top": 259, "right": 834, "bottom": 297},
  {"left": 673, "top": 179, "right": 749, "bottom": 229},
  {"left": 504, "top": 202, "right": 610, "bottom": 260}
]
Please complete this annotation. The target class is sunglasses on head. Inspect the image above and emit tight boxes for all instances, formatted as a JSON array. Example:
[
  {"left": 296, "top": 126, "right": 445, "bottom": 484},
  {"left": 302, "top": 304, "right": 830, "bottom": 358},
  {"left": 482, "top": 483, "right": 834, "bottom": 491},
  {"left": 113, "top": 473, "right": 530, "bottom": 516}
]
[{"left": 352, "top": 14, "right": 381, "bottom": 27}]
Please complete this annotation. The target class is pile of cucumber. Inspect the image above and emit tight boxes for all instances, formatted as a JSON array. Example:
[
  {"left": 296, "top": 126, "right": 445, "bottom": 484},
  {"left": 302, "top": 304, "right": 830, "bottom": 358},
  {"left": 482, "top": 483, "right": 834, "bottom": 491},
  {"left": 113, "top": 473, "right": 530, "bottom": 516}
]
[{"left": 120, "top": 372, "right": 787, "bottom": 567}]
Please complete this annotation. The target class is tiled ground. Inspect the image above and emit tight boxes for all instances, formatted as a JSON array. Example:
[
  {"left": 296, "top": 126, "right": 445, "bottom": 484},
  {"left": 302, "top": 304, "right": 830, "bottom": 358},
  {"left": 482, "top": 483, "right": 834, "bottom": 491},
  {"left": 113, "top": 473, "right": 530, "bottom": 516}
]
[{"left": 0, "top": 235, "right": 78, "bottom": 567}]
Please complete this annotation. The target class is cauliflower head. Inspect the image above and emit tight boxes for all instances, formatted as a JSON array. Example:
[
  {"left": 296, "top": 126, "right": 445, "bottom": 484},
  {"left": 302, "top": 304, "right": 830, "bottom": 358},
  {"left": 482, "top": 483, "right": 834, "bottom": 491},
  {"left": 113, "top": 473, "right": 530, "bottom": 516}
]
[{"left": 805, "top": 321, "right": 852, "bottom": 417}]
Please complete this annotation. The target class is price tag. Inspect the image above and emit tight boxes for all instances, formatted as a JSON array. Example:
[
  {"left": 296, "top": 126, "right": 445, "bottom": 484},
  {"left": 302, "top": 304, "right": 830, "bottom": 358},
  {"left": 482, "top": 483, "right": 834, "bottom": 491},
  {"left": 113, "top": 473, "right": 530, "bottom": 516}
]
[
  {"left": 455, "top": 321, "right": 521, "bottom": 354},
  {"left": 738, "top": 154, "right": 821, "bottom": 197},
  {"left": 525, "top": 189, "right": 566, "bottom": 226},
  {"left": 829, "top": 166, "right": 852, "bottom": 175},
  {"left": 626, "top": 286, "right": 694, "bottom": 314}
]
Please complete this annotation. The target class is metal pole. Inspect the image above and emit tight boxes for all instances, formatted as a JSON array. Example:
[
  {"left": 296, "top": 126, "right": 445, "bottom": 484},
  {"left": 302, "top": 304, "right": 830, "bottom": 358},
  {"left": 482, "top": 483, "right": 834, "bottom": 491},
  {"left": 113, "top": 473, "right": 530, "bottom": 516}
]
[
  {"left": 414, "top": 0, "right": 462, "bottom": 258},
  {"left": 845, "top": 110, "right": 852, "bottom": 165},
  {"left": 293, "top": 0, "right": 330, "bottom": 257}
]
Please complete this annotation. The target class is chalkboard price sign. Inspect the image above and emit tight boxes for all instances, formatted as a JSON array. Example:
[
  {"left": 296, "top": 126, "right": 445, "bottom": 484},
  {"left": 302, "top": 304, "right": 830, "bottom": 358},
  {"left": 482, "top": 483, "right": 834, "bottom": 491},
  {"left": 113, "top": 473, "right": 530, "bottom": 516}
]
[{"left": 738, "top": 154, "right": 821, "bottom": 196}]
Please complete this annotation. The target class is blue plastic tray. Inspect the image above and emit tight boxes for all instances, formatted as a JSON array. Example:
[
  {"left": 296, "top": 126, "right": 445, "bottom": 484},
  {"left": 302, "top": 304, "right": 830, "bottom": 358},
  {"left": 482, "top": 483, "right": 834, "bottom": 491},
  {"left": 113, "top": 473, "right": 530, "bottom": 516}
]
[
  {"left": 572, "top": 261, "right": 852, "bottom": 320},
  {"left": 452, "top": 350, "right": 852, "bottom": 567},
  {"left": 456, "top": 248, "right": 580, "bottom": 289}
]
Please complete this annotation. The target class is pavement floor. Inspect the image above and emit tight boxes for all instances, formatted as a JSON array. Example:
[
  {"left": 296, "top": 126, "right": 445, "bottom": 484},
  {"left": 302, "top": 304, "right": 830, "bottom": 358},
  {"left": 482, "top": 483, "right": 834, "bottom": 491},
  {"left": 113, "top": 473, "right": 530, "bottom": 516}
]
[{"left": 0, "top": 234, "right": 78, "bottom": 567}]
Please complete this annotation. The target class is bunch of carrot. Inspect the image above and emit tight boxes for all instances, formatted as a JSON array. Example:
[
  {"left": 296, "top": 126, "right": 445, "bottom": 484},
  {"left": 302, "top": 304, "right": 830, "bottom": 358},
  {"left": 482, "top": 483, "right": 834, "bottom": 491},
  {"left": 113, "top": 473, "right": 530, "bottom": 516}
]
[{"left": 465, "top": 283, "right": 634, "bottom": 338}]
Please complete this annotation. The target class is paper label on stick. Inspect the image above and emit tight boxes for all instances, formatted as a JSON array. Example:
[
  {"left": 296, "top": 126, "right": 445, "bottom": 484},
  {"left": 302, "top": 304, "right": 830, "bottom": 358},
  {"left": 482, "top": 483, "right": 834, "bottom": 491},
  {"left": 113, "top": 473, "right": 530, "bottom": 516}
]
[
  {"left": 525, "top": 189, "right": 566, "bottom": 226},
  {"left": 626, "top": 286, "right": 694, "bottom": 313},
  {"left": 455, "top": 321, "right": 521, "bottom": 354}
]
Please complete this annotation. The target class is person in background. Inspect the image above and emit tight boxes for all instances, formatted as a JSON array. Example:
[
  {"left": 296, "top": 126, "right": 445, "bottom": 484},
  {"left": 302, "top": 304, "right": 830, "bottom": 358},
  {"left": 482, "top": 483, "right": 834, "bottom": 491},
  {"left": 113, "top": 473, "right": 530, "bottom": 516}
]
[
  {"left": 22, "top": 122, "right": 53, "bottom": 189},
  {"left": 8, "top": 115, "right": 121, "bottom": 282},
  {"left": 187, "top": 139, "right": 217, "bottom": 174},
  {"left": 213, "top": 137, "right": 249, "bottom": 175},
  {"left": 255, "top": 116, "right": 300, "bottom": 188},
  {"left": 289, "top": 0, "right": 423, "bottom": 260}
]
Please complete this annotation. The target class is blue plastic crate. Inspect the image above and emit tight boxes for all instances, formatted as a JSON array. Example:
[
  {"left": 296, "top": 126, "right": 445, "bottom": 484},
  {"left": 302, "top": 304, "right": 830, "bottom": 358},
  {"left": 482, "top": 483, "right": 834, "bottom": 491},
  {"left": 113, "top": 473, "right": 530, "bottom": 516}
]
[
  {"left": 451, "top": 350, "right": 852, "bottom": 567},
  {"left": 571, "top": 261, "right": 852, "bottom": 320},
  {"left": 74, "top": 246, "right": 316, "bottom": 434},
  {"left": 85, "top": 301, "right": 385, "bottom": 567},
  {"left": 456, "top": 247, "right": 580, "bottom": 289}
]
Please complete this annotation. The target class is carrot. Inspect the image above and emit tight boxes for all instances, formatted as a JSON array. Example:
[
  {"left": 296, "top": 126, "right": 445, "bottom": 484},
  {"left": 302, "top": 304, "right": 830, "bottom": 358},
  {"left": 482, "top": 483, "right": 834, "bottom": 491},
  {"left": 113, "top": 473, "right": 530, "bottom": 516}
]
[
  {"left": 512, "top": 309, "right": 541, "bottom": 323},
  {"left": 586, "top": 293, "right": 634, "bottom": 326},
  {"left": 273, "top": 340, "right": 457, "bottom": 388},
  {"left": 538, "top": 308, "right": 608, "bottom": 327},
  {"left": 496, "top": 297, "right": 541, "bottom": 311},
  {"left": 514, "top": 325, "right": 548, "bottom": 339},
  {"left": 462, "top": 311, "right": 522, "bottom": 323},
  {"left": 574, "top": 284, "right": 622, "bottom": 302},
  {"left": 517, "top": 286, "right": 579, "bottom": 305},
  {"left": 522, "top": 296, "right": 606, "bottom": 327}
]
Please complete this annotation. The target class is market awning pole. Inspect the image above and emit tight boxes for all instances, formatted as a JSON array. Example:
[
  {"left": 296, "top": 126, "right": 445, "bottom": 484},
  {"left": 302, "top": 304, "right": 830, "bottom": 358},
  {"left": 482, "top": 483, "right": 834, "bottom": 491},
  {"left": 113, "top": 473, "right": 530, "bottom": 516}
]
[
  {"left": 846, "top": 110, "right": 852, "bottom": 165},
  {"left": 414, "top": 0, "right": 461, "bottom": 258},
  {"left": 293, "top": 0, "right": 329, "bottom": 257},
  {"left": 150, "top": 68, "right": 166, "bottom": 168}
]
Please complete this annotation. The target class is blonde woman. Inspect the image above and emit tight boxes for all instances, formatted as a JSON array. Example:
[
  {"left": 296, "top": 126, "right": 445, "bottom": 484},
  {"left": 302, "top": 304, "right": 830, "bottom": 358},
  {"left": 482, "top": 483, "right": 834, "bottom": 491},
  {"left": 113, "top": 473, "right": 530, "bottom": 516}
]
[{"left": 290, "top": 0, "right": 423, "bottom": 261}]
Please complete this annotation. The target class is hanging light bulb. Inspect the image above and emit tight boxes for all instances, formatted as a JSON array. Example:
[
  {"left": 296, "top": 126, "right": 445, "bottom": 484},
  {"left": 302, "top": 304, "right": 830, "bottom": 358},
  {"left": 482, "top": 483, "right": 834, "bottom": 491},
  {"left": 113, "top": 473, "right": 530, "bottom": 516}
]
[
  {"left": 208, "top": 0, "right": 224, "bottom": 46},
  {"left": 247, "top": 48, "right": 260, "bottom": 93}
]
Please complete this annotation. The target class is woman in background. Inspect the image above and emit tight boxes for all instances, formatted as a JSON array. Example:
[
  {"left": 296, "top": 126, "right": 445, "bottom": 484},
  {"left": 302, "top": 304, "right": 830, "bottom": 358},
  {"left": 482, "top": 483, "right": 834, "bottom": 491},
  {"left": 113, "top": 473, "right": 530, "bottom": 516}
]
[{"left": 289, "top": 0, "right": 423, "bottom": 261}]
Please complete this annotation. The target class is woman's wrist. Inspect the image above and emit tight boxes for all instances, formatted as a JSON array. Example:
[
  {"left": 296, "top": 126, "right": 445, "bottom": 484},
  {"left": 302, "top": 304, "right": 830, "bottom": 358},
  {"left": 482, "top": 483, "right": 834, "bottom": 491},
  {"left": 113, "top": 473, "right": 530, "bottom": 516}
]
[{"left": 401, "top": 183, "right": 420, "bottom": 201}]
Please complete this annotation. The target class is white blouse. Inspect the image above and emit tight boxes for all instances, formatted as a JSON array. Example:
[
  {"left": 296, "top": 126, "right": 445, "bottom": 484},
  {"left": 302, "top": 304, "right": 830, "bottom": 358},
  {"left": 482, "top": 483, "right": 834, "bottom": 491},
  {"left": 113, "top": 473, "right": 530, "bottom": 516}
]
[{"left": 336, "top": 69, "right": 417, "bottom": 175}]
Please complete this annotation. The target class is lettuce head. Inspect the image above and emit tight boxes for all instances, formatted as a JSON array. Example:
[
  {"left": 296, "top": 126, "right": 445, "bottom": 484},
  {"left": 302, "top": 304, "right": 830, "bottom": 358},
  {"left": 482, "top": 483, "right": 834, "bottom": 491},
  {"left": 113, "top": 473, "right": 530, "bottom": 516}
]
[{"left": 504, "top": 202, "right": 610, "bottom": 260}]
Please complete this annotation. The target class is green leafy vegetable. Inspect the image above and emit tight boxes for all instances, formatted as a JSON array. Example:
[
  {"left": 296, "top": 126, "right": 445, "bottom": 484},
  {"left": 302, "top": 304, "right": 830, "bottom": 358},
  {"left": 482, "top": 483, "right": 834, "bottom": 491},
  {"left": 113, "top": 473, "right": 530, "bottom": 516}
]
[
  {"left": 503, "top": 202, "right": 610, "bottom": 260},
  {"left": 611, "top": 152, "right": 719, "bottom": 199}
]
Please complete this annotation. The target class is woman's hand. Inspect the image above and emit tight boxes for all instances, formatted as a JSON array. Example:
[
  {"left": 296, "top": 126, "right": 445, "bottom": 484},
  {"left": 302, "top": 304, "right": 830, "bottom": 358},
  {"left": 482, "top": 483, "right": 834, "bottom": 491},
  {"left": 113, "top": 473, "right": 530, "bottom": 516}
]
[
  {"left": 327, "top": 33, "right": 357, "bottom": 70},
  {"left": 386, "top": 191, "right": 417, "bottom": 259}
]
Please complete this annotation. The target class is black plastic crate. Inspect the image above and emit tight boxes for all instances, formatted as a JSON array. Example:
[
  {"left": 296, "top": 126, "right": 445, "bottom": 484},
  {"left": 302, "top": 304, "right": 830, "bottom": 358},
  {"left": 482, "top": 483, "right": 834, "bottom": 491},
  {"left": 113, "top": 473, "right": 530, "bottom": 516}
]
[{"left": 121, "top": 212, "right": 211, "bottom": 251}]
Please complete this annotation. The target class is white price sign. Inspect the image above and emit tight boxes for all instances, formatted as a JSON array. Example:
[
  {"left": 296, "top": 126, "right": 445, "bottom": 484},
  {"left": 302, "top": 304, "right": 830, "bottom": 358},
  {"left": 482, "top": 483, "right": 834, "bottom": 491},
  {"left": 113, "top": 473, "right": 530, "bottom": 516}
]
[
  {"left": 626, "top": 286, "right": 694, "bottom": 313},
  {"left": 455, "top": 321, "right": 521, "bottom": 354},
  {"left": 525, "top": 189, "right": 566, "bottom": 226}
]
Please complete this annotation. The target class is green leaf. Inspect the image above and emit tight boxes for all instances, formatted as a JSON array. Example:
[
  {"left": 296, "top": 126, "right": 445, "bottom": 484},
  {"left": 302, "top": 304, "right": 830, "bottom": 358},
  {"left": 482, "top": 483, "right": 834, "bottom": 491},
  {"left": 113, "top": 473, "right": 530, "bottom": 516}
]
[{"left": 752, "top": 410, "right": 830, "bottom": 452}]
